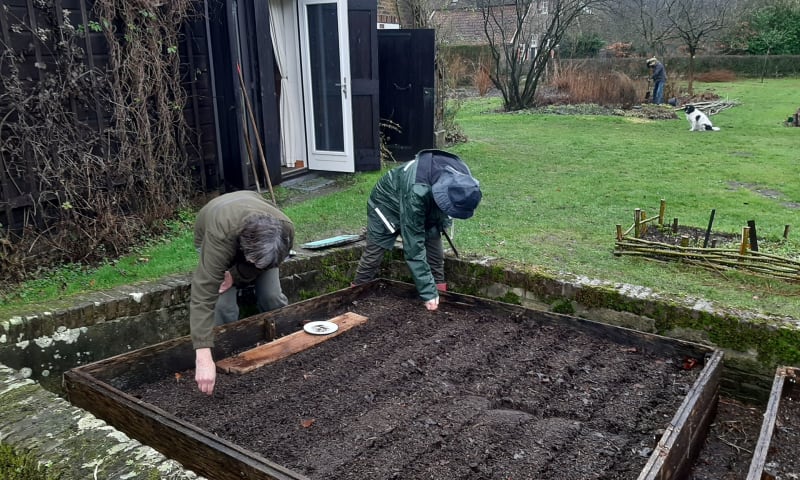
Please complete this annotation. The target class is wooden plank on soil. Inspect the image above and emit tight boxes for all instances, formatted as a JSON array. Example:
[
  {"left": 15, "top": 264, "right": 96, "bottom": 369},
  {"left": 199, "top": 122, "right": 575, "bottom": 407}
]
[
  {"left": 216, "top": 312, "right": 368, "bottom": 374},
  {"left": 745, "top": 366, "right": 793, "bottom": 480}
]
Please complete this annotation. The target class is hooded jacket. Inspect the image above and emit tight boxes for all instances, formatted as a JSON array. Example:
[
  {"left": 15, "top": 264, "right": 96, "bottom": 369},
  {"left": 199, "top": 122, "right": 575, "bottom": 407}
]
[
  {"left": 367, "top": 150, "right": 471, "bottom": 301},
  {"left": 651, "top": 62, "right": 666, "bottom": 83},
  {"left": 190, "top": 191, "right": 294, "bottom": 349}
]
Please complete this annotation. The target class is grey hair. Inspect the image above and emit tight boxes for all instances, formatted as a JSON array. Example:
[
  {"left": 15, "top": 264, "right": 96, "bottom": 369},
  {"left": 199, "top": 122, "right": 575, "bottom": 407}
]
[{"left": 240, "top": 214, "right": 292, "bottom": 269}]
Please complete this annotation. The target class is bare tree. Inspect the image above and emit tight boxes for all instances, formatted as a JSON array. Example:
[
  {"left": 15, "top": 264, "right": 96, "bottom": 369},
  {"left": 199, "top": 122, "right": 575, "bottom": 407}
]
[
  {"left": 605, "top": 0, "right": 674, "bottom": 56},
  {"left": 480, "top": 0, "right": 609, "bottom": 111},
  {"left": 666, "top": 0, "right": 734, "bottom": 94}
]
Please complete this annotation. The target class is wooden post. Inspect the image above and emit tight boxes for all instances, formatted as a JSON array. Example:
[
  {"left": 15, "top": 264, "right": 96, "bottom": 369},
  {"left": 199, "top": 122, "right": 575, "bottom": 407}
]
[
  {"left": 711, "top": 239, "right": 717, "bottom": 248},
  {"left": 658, "top": 199, "right": 666, "bottom": 226},
  {"left": 672, "top": 218, "right": 679, "bottom": 234},
  {"left": 680, "top": 235, "right": 689, "bottom": 247},
  {"left": 702, "top": 209, "right": 715, "bottom": 248},
  {"left": 641, "top": 211, "right": 648, "bottom": 236},
  {"left": 634, "top": 208, "right": 642, "bottom": 238},
  {"left": 784, "top": 225, "right": 791, "bottom": 240},
  {"left": 740, "top": 227, "right": 750, "bottom": 255},
  {"left": 747, "top": 220, "right": 759, "bottom": 252},
  {"left": 616, "top": 224, "right": 623, "bottom": 241}
]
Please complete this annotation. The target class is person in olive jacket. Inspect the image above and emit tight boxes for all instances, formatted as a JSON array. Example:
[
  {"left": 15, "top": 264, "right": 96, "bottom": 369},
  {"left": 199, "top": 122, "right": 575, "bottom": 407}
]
[
  {"left": 352, "top": 149, "right": 482, "bottom": 310},
  {"left": 191, "top": 190, "right": 294, "bottom": 395}
]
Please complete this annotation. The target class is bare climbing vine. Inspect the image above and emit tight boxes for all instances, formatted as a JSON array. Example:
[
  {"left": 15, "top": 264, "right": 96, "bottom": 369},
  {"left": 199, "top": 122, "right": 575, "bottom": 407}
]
[{"left": 0, "top": 0, "right": 196, "bottom": 282}]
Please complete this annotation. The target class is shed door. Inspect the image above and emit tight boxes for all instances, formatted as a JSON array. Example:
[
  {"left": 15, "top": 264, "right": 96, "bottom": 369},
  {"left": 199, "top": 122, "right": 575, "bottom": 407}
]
[
  {"left": 378, "top": 29, "right": 435, "bottom": 160},
  {"left": 299, "top": 0, "right": 354, "bottom": 172}
]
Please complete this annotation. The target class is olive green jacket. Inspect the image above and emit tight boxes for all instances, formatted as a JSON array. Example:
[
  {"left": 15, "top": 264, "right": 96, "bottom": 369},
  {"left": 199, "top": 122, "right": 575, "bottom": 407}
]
[{"left": 190, "top": 191, "right": 293, "bottom": 349}]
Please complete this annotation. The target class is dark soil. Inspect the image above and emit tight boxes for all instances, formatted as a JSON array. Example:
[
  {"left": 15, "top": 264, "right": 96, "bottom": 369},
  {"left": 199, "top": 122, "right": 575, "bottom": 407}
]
[
  {"left": 688, "top": 398, "right": 764, "bottom": 479},
  {"left": 638, "top": 224, "right": 741, "bottom": 249},
  {"left": 129, "top": 287, "right": 705, "bottom": 479},
  {"left": 691, "top": 376, "right": 800, "bottom": 480}
]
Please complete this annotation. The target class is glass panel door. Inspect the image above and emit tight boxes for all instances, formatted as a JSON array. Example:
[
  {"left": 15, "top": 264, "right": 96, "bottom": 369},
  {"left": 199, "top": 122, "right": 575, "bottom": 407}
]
[{"left": 299, "top": 0, "right": 354, "bottom": 172}]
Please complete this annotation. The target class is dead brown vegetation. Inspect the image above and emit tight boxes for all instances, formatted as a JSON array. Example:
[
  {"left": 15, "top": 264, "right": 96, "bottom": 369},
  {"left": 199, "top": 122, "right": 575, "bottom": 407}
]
[
  {"left": 543, "top": 63, "right": 639, "bottom": 108},
  {"left": 473, "top": 62, "right": 494, "bottom": 97},
  {"left": 605, "top": 42, "right": 635, "bottom": 58}
]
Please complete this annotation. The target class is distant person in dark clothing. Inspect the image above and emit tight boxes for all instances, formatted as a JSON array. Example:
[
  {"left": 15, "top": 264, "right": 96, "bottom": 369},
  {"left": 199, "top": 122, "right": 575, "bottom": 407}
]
[
  {"left": 352, "top": 149, "right": 482, "bottom": 311},
  {"left": 647, "top": 57, "right": 667, "bottom": 105}
]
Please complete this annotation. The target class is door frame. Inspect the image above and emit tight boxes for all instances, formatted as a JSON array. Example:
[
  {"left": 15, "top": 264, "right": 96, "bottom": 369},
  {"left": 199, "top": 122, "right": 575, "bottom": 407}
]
[{"left": 298, "top": 0, "right": 355, "bottom": 173}]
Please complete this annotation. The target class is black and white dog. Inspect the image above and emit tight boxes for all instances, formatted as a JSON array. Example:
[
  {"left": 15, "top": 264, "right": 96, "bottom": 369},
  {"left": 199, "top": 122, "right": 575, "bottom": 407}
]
[{"left": 683, "top": 105, "right": 720, "bottom": 131}]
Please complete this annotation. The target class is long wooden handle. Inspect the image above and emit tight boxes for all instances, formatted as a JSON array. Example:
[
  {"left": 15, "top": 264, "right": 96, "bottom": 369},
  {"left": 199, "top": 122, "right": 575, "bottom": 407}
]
[{"left": 237, "top": 64, "right": 276, "bottom": 204}]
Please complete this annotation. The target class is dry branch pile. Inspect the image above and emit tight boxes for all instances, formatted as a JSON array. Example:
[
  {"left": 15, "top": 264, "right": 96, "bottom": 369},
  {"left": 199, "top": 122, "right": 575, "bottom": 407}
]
[{"left": 676, "top": 99, "right": 741, "bottom": 116}]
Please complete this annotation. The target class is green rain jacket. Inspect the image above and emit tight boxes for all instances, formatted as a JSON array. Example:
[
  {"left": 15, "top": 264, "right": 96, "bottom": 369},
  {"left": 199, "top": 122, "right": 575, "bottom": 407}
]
[
  {"left": 367, "top": 150, "right": 469, "bottom": 301},
  {"left": 190, "top": 191, "right": 294, "bottom": 349}
]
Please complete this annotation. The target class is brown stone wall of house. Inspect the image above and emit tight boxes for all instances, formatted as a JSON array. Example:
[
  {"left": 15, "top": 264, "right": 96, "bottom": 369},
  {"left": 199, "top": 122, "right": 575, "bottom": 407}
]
[
  {"left": 440, "top": 10, "right": 485, "bottom": 45},
  {"left": 377, "top": 0, "right": 400, "bottom": 24},
  {"left": 436, "top": 5, "right": 543, "bottom": 46}
]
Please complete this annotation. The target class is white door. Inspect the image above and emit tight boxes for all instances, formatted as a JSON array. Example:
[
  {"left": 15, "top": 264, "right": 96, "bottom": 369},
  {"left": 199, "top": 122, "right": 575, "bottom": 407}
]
[{"left": 299, "top": 0, "right": 354, "bottom": 172}]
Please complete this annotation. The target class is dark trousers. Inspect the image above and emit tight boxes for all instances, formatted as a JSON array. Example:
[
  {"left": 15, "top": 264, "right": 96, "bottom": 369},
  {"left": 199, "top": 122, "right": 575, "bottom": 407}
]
[
  {"left": 652, "top": 80, "right": 665, "bottom": 104},
  {"left": 353, "top": 234, "right": 445, "bottom": 285},
  {"left": 214, "top": 268, "right": 287, "bottom": 325}
]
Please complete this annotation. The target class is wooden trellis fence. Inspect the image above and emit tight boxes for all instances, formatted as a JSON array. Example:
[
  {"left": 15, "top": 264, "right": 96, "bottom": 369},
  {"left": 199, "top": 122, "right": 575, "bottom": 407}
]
[{"left": 614, "top": 199, "right": 799, "bottom": 282}]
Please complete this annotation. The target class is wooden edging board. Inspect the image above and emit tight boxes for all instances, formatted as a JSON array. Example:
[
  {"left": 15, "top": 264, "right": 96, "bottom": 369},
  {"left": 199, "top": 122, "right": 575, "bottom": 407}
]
[
  {"left": 637, "top": 350, "right": 723, "bottom": 480},
  {"left": 63, "top": 279, "right": 722, "bottom": 480},
  {"left": 746, "top": 366, "right": 799, "bottom": 480}
]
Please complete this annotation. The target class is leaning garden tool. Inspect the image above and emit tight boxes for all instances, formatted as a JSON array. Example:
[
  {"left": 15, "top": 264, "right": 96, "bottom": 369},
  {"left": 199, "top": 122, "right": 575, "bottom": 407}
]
[{"left": 237, "top": 63, "right": 276, "bottom": 204}]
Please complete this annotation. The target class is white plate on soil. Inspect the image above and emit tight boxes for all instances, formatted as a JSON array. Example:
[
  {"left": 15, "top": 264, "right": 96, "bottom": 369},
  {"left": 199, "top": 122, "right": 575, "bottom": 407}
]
[{"left": 303, "top": 321, "right": 339, "bottom": 335}]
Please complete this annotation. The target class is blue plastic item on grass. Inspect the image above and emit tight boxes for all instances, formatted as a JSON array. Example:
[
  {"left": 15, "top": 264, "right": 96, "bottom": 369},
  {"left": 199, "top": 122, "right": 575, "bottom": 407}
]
[{"left": 301, "top": 234, "right": 362, "bottom": 250}]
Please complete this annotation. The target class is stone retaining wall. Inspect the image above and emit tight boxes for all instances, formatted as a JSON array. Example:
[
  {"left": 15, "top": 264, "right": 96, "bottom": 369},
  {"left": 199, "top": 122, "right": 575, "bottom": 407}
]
[
  {"left": 0, "top": 364, "right": 203, "bottom": 479},
  {"left": 1, "top": 242, "right": 799, "bottom": 477}
]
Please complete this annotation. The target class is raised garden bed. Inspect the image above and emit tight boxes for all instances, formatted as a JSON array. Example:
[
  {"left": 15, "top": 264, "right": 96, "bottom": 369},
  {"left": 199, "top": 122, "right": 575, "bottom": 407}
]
[
  {"left": 64, "top": 280, "right": 723, "bottom": 480},
  {"left": 615, "top": 205, "right": 798, "bottom": 282},
  {"left": 746, "top": 366, "right": 799, "bottom": 480}
]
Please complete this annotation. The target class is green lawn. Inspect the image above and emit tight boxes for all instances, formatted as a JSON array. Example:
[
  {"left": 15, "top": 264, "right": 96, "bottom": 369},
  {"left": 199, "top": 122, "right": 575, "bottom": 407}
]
[
  {"left": 2, "top": 78, "right": 799, "bottom": 319},
  {"left": 448, "top": 78, "right": 800, "bottom": 316}
]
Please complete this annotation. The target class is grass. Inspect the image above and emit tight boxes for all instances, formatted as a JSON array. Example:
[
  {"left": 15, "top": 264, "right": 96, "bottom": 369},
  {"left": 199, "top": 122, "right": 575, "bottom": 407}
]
[{"left": 1, "top": 78, "right": 799, "bottom": 319}]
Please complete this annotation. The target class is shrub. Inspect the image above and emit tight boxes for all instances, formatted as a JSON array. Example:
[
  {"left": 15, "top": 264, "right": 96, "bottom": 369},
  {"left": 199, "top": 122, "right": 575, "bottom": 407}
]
[
  {"left": 473, "top": 63, "right": 493, "bottom": 96},
  {"left": 547, "top": 63, "right": 639, "bottom": 108}
]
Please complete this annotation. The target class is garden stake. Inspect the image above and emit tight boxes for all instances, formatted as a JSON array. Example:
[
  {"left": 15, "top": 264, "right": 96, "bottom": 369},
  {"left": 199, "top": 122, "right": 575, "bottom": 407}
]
[
  {"left": 747, "top": 220, "right": 759, "bottom": 252},
  {"left": 703, "top": 209, "right": 715, "bottom": 248},
  {"left": 237, "top": 64, "right": 276, "bottom": 204},
  {"left": 784, "top": 225, "right": 791, "bottom": 240},
  {"left": 240, "top": 105, "right": 262, "bottom": 193},
  {"left": 740, "top": 227, "right": 750, "bottom": 256}
]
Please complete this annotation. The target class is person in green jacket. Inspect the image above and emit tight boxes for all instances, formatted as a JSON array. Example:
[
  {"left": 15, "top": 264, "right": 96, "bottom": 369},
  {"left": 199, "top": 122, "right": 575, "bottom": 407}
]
[
  {"left": 191, "top": 190, "right": 294, "bottom": 395},
  {"left": 352, "top": 149, "right": 482, "bottom": 310}
]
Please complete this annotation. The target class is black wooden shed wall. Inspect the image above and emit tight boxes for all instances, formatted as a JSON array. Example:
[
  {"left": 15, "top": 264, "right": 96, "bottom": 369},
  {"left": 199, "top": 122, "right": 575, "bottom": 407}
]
[
  {"left": 0, "top": 0, "right": 381, "bottom": 232},
  {"left": 0, "top": 0, "right": 220, "bottom": 231}
]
